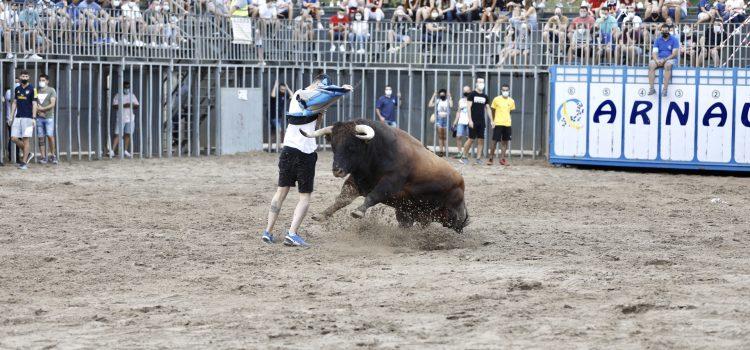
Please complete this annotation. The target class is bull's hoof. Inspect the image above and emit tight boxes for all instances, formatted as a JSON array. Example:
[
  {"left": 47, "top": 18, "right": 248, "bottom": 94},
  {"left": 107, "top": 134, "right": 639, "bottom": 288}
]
[{"left": 351, "top": 210, "right": 365, "bottom": 219}]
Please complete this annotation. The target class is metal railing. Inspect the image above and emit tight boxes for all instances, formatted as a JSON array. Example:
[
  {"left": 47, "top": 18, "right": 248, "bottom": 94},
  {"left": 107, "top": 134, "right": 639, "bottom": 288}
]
[{"left": 1, "top": 6, "right": 749, "bottom": 68}]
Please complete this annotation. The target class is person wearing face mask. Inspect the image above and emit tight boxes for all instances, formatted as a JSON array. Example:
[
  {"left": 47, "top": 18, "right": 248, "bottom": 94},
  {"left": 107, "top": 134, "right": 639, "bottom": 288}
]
[
  {"left": 348, "top": 12, "right": 369, "bottom": 54},
  {"left": 460, "top": 77, "right": 492, "bottom": 165},
  {"left": 614, "top": 18, "right": 644, "bottom": 65},
  {"left": 329, "top": 8, "right": 349, "bottom": 53},
  {"left": 108, "top": 81, "right": 140, "bottom": 159},
  {"left": 452, "top": 86, "right": 473, "bottom": 159},
  {"left": 648, "top": 24, "right": 680, "bottom": 97},
  {"left": 302, "top": 0, "right": 324, "bottom": 29},
  {"left": 387, "top": 6, "right": 413, "bottom": 53},
  {"left": 35, "top": 74, "right": 57, "bottom": 165},
  {"left": 270, "top": 80, "right": 290, "bottom": 145},
  {"left": 376, "top": 85, "right": 401, "bottom": 127},
  {"left": 568, "top": 23, "right": 592, "bottom": 64},
  {"left": 423, "top": 9, "right": 446, "bottom": 53},
  {"left": 488, "top": 83, "right": 515, "bottom": 166},
  {"left": 365, "top": 0, "right": 385, "bottom": 22},
  {"left": 568, "top": 5, "right": 594, "bottom": 41},
  {"left": 2, "top": 78, "right": 21, "bottom": 165},
  {"left": 679, "top": 24, "right": 696, "bottom": 66},
  {"left": 428, "top": 89, "right": 452, "bottom": 157},
  {"left": 594, "top": 8, "right": 618, "bottom": 64},
  {"left": 9, "top": 71, "right": 37, "bottom": 170},
  {"left": 697, "top": 19, "right": 727, "bottom": 67}
]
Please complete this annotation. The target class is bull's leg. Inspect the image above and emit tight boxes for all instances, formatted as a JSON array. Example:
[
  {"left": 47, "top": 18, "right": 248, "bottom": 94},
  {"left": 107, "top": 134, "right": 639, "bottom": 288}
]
[
  {"left": 351, "top": 178, "right": 401, "bottom": 219},
  {"left": 312, "top": 176, "right": 360, "bottom": 221}
]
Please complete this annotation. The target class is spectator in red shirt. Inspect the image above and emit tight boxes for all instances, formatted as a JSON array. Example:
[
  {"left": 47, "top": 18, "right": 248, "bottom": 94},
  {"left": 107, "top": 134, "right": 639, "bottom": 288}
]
[
  {"left": 569, "top": 5, "right": 596, "bottom": 33},
  {"left": 329, "top": 8, "right": 350, "bottom": 53}
]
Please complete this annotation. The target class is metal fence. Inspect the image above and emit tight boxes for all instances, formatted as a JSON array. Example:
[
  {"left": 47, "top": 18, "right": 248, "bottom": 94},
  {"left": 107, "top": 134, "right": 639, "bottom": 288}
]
[{"left": 2, "top": 7, "right": 750, "bottom": 68}]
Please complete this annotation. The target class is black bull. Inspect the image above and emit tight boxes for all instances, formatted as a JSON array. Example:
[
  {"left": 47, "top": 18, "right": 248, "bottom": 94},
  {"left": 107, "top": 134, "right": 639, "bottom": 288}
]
[{"left": 301, "top": 119, "right": 469, "bottom": 233}]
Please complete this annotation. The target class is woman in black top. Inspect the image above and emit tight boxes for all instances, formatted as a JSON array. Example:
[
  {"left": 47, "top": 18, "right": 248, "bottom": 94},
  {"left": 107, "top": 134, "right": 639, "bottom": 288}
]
[{"left": 697, "top": 19, "right": 728, "bottom": 67}]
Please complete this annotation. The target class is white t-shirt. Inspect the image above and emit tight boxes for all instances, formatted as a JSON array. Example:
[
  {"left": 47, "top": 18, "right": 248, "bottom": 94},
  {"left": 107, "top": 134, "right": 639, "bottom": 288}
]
[
  {"left": 351, "top": 21, "right": 368, "bottom": 35},
  {"left": 113, "top": 92, "right": 140, "bottom": 123},
  {"left": 259, "top": 4, "right": 276, "bottom": 19},
  {"left": 283, "top": 90, "right": 318, "bottom": 154},
  {"left": 436, "top": 99, "right": 450, "bottom": 118},
  {"left": 457, "top": 98, "right": 469, "bottom": 125},
  {"left": 122, "top": 2, "right": 141, "bottom": 18}
]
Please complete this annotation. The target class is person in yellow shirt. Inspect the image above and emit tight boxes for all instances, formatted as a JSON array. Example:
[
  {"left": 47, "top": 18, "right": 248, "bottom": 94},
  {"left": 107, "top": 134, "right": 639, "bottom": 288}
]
[{"left": 488, "top": 84, "right": 515, "bottom": 166}]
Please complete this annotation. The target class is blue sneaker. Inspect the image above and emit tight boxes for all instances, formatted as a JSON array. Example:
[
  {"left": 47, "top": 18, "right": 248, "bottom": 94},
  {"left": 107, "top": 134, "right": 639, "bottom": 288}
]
[
  {"left": 283, "top": 232, "right": 310, "bottom": 247},
  {"left": 261, "top": 230, "right": 274, "bottom": 244}
]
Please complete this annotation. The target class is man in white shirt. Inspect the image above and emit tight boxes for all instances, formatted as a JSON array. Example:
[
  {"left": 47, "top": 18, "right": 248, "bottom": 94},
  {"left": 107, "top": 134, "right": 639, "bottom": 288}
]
[
  {"left": 261, "top": 73, "right": 352, "bottom": 247},
  {"left": 109, "top": 81, "right": 140, "bottom": 158}
]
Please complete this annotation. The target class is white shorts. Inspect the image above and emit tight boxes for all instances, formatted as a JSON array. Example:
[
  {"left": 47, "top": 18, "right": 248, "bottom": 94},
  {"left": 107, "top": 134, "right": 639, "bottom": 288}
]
[{"left": 11, "top": 118, "right": 34, "bottom": 138}]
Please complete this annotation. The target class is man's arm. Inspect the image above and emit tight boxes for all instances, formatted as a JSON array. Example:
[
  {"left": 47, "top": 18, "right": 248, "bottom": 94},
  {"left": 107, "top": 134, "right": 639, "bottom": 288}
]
[
  {"left": 9, "top": 100, "right": 15, "bottom": 126},
  {"left": 466, "top": 100, "right": 473, "bottom": 127},
  {"left": 33, "top": 101, "right": 38, "bottom": 119},
  {"left": 39, "top": 96, "right": 57, "bottom": 112},
  {"left": 376, "top": 107, "right": 384, "bottom": 121},
  {"left": 485, "top": 104, "right": 493, "bottom": 127}
]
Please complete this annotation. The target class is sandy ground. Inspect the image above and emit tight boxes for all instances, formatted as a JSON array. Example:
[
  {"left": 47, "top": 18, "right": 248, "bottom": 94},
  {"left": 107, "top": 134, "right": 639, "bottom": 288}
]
[{"left": 0, "top": 152, "right": 749, "bottom": 349}]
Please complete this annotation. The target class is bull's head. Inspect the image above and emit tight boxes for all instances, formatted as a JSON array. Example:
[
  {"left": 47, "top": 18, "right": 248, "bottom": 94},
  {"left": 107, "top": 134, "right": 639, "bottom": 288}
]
[{"left": 301, "top": 122, "right": 375, "bottom": 178}]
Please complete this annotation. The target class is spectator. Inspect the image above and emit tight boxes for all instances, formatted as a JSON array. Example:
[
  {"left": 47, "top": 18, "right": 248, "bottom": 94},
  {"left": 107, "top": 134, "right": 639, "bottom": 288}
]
[
  {"left": 19, "top": 0, "right": 45, "bottom": 60},
  {"left": 543, "top": 10, "right": 568, "bottom": 55},
  {"left": 458, "top": 0, "right": 480, "bottom": 21},
  {"left": 614, "top": 17, "right": 645, "bottom": 65},
  {"left": 375, "top": 85, "right": 400, "bottom": 127},
  {"left": 697, "top": 0, "right": 715, "bottom": 23},
  {"left": 0, "top": 2, "right": 18, "bottom": 59},
  {"left": 10, "top": 71, "right": 37, "bottom": 170},
  {"left": 3, "top": 77, "right": 20, "bottom": 165},
  {"left": 97, "top": 2, "right": 118, "bottom": 44},
  {"left": 349, "top": 12, "right": 369, "bottom": 53},
  {"left": 293, "top": 9, "right": 314, "bottom": 43},
  {"left": 109, "top": 81, "right": 140, "bottom": 159},
  {"left": 488, "top": 83, "right": 514, "bottom": 166},
  {"left": 387, "top": 6, "right": 413, "bottom": 53},
  {"left": 569, "top": 5, "right": 595, "bottom": 34},
  {"left": 521, "top": 0, "right": 537, "bottom": 30},
  {"left": 423, "top": 8, "right": 446, "bottom": 53},
  {"left": 415, "top": 0, "right": 432, "bottom": 22},
  {"left": 121, "top": 0, "right": 146, "bottom": 46},
  {"left": 662, "top": 0, "right": 686, "bottom": 24},
  {"left": 365, "top": 0, "right": 384, "bottom": 22},
  {"left": 724, "top": 0, "right": 747, "bottom": 23},
  {"left": 404, "top": 0, "right": 420, "bottom": 20},
  {"left": 228, "top": 0, "right": 254, "bottom": 17},
  {"left": 329, "top": 8, "right": 349, "bottom": 52},
  {"left": 679, "top": 24, "right": 697, "bottom": 66},
  {"left": 697, "top": 19, "right": 727, "bottom": 67},
  {"left": 643, "top": 0, "right": 663, "bottom": 23},
  {"left": 452, "top": 85, "right": 472, "bottom": 159},
  {"left": 480, "top": 0, "right": 497, "bottom": 25},
  {"left": 460, "top": 76, "right": 491, "bottom": 165},
  {"left": 648, "top": 24, "right": 679, "bottom": 96},
  {"left": 436, "top": 0, "right": 455, "bottom": 21},
  {"left": 145, "top": 1, "right": 168, "bottom": 47},
  {"left": 277, "top": 0, "right": 293, "bottom": 19},
  {"left": 35, "top": 74, "right": 57, "bottom": 165},
  {"left": 340, "top": 0, "right": 361, "bottom": 17},
  {"left": 503, "top": 21, "right": 530, "bottom": 64},
  {"left": 302, "top": 0, "right": 324, "bottom": 29},
  {"left": 594, "top": 8, "right": 618, "bottom": 64},
  {"left": 270, "top": 80, "right": 289, "bottom": 143},
  {"left": 568, "top": 22, "right": 592, "bottom": 63},
  {"left": 497, "top": 23, "right": 517, "bottom": 64},
  {"left": 428, "top": 88, "right": 452, "bottom": 157}
]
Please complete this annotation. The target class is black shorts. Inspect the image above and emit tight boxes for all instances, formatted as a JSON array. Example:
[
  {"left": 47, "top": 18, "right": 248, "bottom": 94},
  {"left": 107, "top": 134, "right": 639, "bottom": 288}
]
[
  {"left": 468, "top": 123, "right": 486, "bottom": 140},
  {"left": 278, "top": 146, "right": 318, "bottom": 193},
  {"left": 492, "top": 126, "right": 512, "bottom": 142}
]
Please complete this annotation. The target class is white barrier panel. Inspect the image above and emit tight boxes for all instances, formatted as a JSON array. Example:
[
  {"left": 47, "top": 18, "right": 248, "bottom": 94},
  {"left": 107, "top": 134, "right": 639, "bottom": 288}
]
[{"left": 549, "top": 66, "right": 750, "bottom": 172}]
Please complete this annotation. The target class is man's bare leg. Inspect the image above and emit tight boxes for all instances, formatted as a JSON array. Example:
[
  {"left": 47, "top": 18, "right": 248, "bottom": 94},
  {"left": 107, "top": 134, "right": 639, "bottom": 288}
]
[
  {"left": 265, "top": 186, "right": 290, "bottom": 233},
  {"left": 289, "top": 193, "right": 311, "bottom": 234}
]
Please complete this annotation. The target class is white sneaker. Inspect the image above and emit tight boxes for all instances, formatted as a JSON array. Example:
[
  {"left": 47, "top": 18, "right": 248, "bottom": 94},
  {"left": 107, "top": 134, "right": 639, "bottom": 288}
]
[
  {"left": 388, "top": 47, "right": 398, "bottom": 53},
  {"left": 134, "top": 40, "right": 144, "bottom": 47},
  {"left": 150, "top": 41, "right": 158, "bottom": 47},
  {"left": 162, "top": 42, "right": 171, "bottom": 48},
  {"left": 6, "top": 53, "right": 13, "bottom": 59},
  {"left": 330, "top": 44, "right": 336, "bottom": 52},
  {"left": 122, "top": 39, "right": 130, "bottom": 45},
  {"left": 108, "top": 150, "right": 114, "bottom": 159},
  {"left": 23, "top": 54, "right": 29, "bottom": 59},
  {"left": 124, "top": 151, "right": 132, "bottom": 158},
  {"left": 339, "top": 44, "right": 346, "bottom": 52},
  {"left": 356, "top": 48, "right": 365, "bottom": 54},
  {"left": 171, "top": 43, "right": 180, "bottom": 49}
]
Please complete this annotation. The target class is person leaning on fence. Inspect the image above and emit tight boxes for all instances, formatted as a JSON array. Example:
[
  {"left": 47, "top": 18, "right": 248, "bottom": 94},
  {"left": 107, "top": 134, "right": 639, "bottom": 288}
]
[
  {"left": 428, "top": 89, "right": 452, "bottom": 157},
  {"left": 109, "top": 81, "right": 140, "bottom": 159},
  {"left": 329, "top": 8, "right": 349, "bottom": 52},
  {"left": 270, "top": 79, "right": 289, "bottom": 141},
  {"left": 376, "top": 85, "right": 400, "bottom": 127},
  {"left": 697, "top": 19, "right": 727, "bottom": 67},
  {"left": 261, "top": 73, "right": 353, "bottom": 248},
  {"left": 648, "top": 23, "right": 679, "bottom": 97},
  {"left": 488, "top": 84, "right": 514, "bottom": 166},
  {"left": 9, "top": 71, "right": 37, "bottom": 171},
  {"left": 452, "top": 85, "right": 472, "bottom": 159},
  {"left": 35, "top": 74, "right": 57, "bottom": 165}
]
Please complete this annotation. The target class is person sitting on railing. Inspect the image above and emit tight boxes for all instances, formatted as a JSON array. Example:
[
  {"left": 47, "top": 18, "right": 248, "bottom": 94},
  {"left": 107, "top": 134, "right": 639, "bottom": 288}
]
[
  {"left": 76, "top": 0, "right": 101, "bottom": 44},
  {"left": 457, "top": 0, "right": 480, "bottom": 21},
  {"left": 120, "top": 0, "right": 146, "bottom": 46},
  {"left": 145, "top": 0, "right": 169, "bottom": 47},
  {"left": 97, "top": 1, "right": 119, "bottom": 44},
  {"left": 0, "top": 1, "right": 18, "bottom": 59},
  {"left": 329, "top": 8, "right": 349, "bottom": 52},
  {"left": 293, "top": 8, "right": 315, "bottom": 46},
  {"left": 697, "top": 18, "right": 727, "bottom": 66},
  {"left": 542, "top": 12, "right": 567, "bottom": 56},
  {"left": 497, "top": 23, "right": 517, "bottom": 64},
  {"left": 51, "top": 0, "right": 77, "bottom": 45},
  {"left": 696, "top": 0, "right": 715, "bottom": 23},
  {"left": 348, "top": 11, "right": 369, "bottom": 53},
  {"left": 228, "top": 0, "right": 256, "bottom": 17},
  {"left": 594, "top": 7, "right": 619, "bottom": 64},
  {"left": 302, "top": 0, "right": 324, "bottom": 29},
  {"left": 19, "top": 0, "right": 45, "bottom": 60},
  {"left": 423, "top": 8, "right": 446, "bottom": 52},
  {"left": 414, "top": 0, "right": 433, "bottom": 22},
  {"left": 404, "top": 0, "right": 419, "bottom": 20},
  {"left": 480, "top": 0, "right": 497, "bottom": 26},
  {"left": 276, "top": 0, "right": 293, "bottom": 19},
  {"left": 643, "top": 0, "right": 663, "bottom": 23},
  {"left": 339, "top": 0, "right": 361, "bottom": 18},
  {"left": 724, "top": 0, "right": 747, "bottom": 23},
  {"left": 568, "top": 22, "right": 592, "bottom": 64},
  {"left": 387, "top": 5, "right": 413, "bottom": 52},
  {"left": 648, "top": 23, "right": 679, "bottom": 96},
  {"left": 569, "top": 5, "right": 595, "bottom": 35},
  {"left": 614, "top": 16, "right": 645, "bottom": 65},
  {"left": 364, "top": 0, "right": 385, "bottom": 22},
  {"left": 661, "top": 0, "right": 686, "bottom": 24},
  {"left": 435, "top": 0, "right": 455, "bottom": 21},
  {"left": 679, "top": 24, "right": 698, "bottom": 66},
  {"left": 520, "top": 0, "right": 537, "bottom": 29}
]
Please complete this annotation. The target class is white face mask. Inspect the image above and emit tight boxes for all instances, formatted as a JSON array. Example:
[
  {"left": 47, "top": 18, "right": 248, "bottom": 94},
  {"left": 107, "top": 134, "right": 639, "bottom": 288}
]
[
  {"left": 578, "top": 28, "right": 585, "bottom": 34},
  {"left": 669, "top": 29, "right": 674, "bottom": 35},
  {"left": 38, "top": 81, "right": 47, "bottom": 88},
  {"left": 14, "top": 82, "right": 19, "bottom": 88},
  {"left": 338, "top": 14, "right": 344, "bottom": 18},
  {"left": 431, "top": 12, "right": 439, "bottom": 18},
  {"left": 355, "top": 15, "right": 361, "bottom": 20},
  {"left": 636, "top": 1, "right": 643, "bottom": 8},
  {"left": 501, "top": 90, "right": 509, "bottom": 97},
  {"left": 385, "top": 89, "right": 392, "bottom": 96},
  {"left": 476, "top": 82, "right": 485, "bottom": 91},
  {"left": 714, "top": 25, "right": 722, "bottom": 32},
  {"left": 634, "top": 22, "right": 641, "bottom": 29}
]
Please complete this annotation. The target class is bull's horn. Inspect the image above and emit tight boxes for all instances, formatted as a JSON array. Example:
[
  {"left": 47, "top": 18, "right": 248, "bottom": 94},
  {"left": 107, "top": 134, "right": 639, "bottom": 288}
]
[
  {"left": 300, "top": 126, "right": 333, "bottom": 138},
  {"left": 354, "top": 125, "right": 375, "bottom": 140}
]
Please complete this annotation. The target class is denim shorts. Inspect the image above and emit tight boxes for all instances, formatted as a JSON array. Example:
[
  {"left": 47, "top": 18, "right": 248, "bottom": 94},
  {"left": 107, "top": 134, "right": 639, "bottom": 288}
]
[
  {"left": 456, "top": 124, "right": 470, "bottom": 137},
  {"left": 36, "top": 118, "right": 55, "bottom": 137},
  {"left": 435, "top": 117, "right": 448, "bottom": 128}
]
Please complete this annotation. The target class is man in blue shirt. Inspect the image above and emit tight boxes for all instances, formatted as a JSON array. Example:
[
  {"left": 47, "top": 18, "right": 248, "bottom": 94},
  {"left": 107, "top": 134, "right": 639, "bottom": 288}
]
[
  {"left": 375, "top": 85, "right": 400, "bottom": 127},
  {"left": 648, "top": 24, "right": 680, "bottom": 97}
]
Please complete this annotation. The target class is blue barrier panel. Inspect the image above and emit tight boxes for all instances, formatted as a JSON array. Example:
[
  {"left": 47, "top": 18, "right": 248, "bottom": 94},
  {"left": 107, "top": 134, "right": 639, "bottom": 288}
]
[{"left": 549, "top": 65, "right": 750, "bottom": 172}]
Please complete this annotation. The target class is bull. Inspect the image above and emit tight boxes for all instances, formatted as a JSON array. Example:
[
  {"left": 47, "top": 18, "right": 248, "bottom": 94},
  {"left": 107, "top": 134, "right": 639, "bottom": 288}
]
[{"left": 301, "top": 119, "right": 469, "bottom": 233}]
